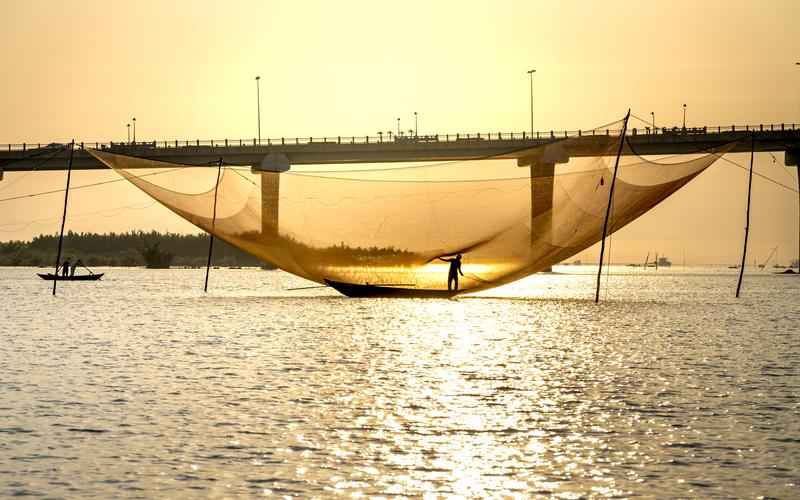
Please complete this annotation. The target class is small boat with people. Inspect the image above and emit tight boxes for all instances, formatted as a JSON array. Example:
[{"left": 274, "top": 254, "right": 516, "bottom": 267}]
[
  {"left": 37, "top": 273, "right": 103, "bottom": 281},
  {"left": 39, "top": 258, "right": 102, "bottom": 281}
]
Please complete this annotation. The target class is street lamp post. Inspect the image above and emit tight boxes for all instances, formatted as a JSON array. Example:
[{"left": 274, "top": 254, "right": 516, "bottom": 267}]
[
  {"left": 796, "top": 62, "right": 800, "bottom": 124},
  {"left": 527, "top": 69, "right": 536, "bottom": 137},
  {"left": 795, "top": 63, "right": 800, "bottom": 269},
  {"left": 397, "top": 117, "right": 400, "bottom": 136},
  {"left": 132, "top": 117, "right": 136, "bottom": 143},
  {"left": 256, "top": 76, "right": 261, "bottom": 145},
  {"left": 650, "top": 112, "right": 655, "bottom": 131},
  {"left": 682, "top": 104, "right": 686, "bottom": 129},
  {"left": 414, "top": 111, "right": 418, "bottom": 137},
  {"left": 127, "top": 123, "right": 130, "bottom": 143}
]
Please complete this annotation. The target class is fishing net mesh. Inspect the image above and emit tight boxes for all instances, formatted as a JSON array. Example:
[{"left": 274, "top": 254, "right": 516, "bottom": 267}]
[{"left": 87, "top": 120, "right": 730, "bottom": 293}]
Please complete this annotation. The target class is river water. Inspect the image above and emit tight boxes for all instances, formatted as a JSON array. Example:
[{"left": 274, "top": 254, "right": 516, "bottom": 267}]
[{"left": 1, "top": 266, "right": 798, "bottom": 498}]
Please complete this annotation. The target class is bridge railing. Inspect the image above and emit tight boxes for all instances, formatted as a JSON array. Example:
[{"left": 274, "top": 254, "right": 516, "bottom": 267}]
[{"left": 2, "top": 123, "right": 797, "bottom": 152}]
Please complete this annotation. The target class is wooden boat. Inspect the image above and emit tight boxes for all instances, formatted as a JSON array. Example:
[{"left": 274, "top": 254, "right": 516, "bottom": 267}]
[
  {"left": 324, "top": 279, "right": 459, "bottom": 298},
  {"left": 37, "top": 273, "right": 103, "bottom": 281}
]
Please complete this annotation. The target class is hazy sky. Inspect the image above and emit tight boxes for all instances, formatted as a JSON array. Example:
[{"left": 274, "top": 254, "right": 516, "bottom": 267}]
[{"left": 1, "top": 0, "right": 799, "bottom": 265}]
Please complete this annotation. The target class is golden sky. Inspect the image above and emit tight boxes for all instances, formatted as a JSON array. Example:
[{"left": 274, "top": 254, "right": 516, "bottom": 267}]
[{"left": 1, "top": 0, "right": 799, "bottom": 264}]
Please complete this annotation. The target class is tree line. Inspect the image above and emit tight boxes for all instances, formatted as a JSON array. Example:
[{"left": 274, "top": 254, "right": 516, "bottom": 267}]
[{"left": 0, "top": 230, "right": 274, "bottom": 268}]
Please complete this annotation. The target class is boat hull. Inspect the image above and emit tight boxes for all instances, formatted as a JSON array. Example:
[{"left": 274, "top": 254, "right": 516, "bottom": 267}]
[
  {"left": 37, "top": 273, "right": 103, "bottom": 281},
  {"left": 324, "top": 279, "right": 460, "bottom": 298}
]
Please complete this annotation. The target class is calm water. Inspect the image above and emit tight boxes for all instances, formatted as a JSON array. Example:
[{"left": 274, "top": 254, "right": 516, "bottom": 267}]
[{"left": 1, "top": 266, "right": 798, "bottom": 498}]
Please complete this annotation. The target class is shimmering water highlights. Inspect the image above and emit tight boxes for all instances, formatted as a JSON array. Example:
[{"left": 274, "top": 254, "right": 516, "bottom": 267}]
[{"left": 1, "top": 266, "right": 798, "bottom": 498}]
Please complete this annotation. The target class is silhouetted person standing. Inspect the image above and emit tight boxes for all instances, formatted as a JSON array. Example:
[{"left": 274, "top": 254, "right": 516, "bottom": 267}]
[
  {"left": 61, "top": 258, "right": 71, "bottom": 277},
  {"left": 71, "top": 259, "right": 82, "bottom": 277},
  {"left": 438, "top": 254, "right": 464, "bottom": 291}
]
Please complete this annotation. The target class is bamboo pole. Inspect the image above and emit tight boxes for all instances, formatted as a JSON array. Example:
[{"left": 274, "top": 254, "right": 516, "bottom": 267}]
[
  {"left": 203, "top": 158, "right": 222, "bottom": 292},
  {"left": 52, "top": 141, "right": 75, "bottom": 296},
  {"left": 735, "top": 133, "right": 755, "bottom": 297},
  {"left": 204, "top": 158, "right": 223, "bottom": 293},
  {"left": 595, "top": 110, "right": 630, "bottom": 303}
]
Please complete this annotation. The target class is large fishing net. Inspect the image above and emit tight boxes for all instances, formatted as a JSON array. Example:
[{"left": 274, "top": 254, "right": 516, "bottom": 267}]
[{"left": 87, "top": 119, "right": 730, "bottom": 295}]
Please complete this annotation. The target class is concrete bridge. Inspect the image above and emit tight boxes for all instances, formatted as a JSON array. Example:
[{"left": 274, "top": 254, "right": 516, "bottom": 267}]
[
  {"left": 2, "top": 124, "right": 800, "bottom": 176},
  {"left": 3, "top": 123, "right": 798, "bottom": 273}
]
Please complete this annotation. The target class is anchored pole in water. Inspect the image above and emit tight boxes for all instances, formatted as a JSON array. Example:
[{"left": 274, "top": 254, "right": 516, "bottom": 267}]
[
  {"left": 595, "top": 110, "right": 630, "bottom": 303},
  {"left": 204, "top": 158, "right": 223, "bottom": 293},
  {"left": 52, "top": 141, "right": 75, "bottom": 296},
  {"left": 736, "top": 133, "right": 756, "bottom": 298}
]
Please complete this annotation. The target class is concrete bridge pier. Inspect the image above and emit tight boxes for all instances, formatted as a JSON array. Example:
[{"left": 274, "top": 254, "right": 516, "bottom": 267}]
[
  {"left": 260, "top": 172, "right": 280, "bottom": 238},
  {"left": 786, "top": 148, "right": 800, "bottom": 168},
  {"left": 521, "top": 143, "right": 570, "bottom": 272},
  {"left": 530, "top": 162, "right": 555, "bottom": 253},
  {"left": 785, "top": 148, "right": 800, "bottom": 269},
  {"left": 254, "top": 152, "right": 291, "bottom": 238}
]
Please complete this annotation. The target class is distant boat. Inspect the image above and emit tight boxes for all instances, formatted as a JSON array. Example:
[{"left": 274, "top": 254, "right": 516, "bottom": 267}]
[
  {"left": 644, "top": 252, "right": 670, "bottom": 268},
  {"left": 38, "top": 273, "right": 103, "bottom": 281},
  {"left": 324, "top": 279, "right": 459, "bottom": 298}
]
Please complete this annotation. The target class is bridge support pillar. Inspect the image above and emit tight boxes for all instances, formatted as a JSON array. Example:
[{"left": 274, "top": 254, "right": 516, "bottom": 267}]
[
  {"left": 530, "top": 162, "right": 555, "bottom": 272},
  {"left": 786, "top": 148, "right": 800, "bottom": 167},
  {"left": 520, "top": 142, "right": 568, "bottom": 272},
  {"left": 252, "top": 152, "right": 291, "bottom": 240},
  {"left": 0, "top": 167, "right": 3, "bottom": 182},
  {"left": 260, "top": 173, "right": 280, "bottom": 238},
  {"left": 786, "top": 148, "right": 800, "bottom": 270}
]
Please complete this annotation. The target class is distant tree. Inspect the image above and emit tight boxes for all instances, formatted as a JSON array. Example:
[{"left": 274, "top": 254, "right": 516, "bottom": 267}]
[{"left": 140, "top": 241, "right": 174, "bottom": 269}]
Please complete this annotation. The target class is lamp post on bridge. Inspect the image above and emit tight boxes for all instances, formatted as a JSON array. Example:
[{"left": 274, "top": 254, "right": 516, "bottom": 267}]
[
  {"left": 795, "top": 63, "right": 799, "bottom": 270},
  {"left": 127, "top": 123, "right": 130, "bottom": 143},
  {"left": 650, "top": 112, "right": 655, "bottom": 131},
  {"left": 682, "top": 104, "right": 686, "bottom": 129},
  {"left": 527, "top": 69, "right": 536, "bottom": 137},
  {"left": 256, "top": 76, "right": 261, "bottom": 145},
  {"left": 414, "top": 111, "right": 418, "bottom": 138},
  {"left": 132, "top": 117, "right": 136, "bottom": 143},
  {"left": 794, "top": 62, "right": 800, "bottom": 126},
  {"left": 397, "top": 117, "right": 400, "bottom": 137}
]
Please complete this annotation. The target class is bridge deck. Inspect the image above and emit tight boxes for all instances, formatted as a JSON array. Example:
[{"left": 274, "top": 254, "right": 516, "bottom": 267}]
[{"left": 2, "top": 125, "right": 799, "bottom": 171}]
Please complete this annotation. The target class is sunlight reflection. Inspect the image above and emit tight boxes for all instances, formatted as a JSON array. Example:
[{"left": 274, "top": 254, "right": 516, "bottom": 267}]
[{"left": 372, "top": 298, "right": 560, "bottom": 496}]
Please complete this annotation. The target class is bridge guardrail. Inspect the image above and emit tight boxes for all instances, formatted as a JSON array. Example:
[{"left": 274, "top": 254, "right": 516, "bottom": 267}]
[{"left": 3, "top": 123, "right": 797, "bottom": 152}]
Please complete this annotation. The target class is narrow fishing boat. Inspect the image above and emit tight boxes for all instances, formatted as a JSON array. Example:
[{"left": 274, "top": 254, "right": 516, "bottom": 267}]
[
  {"left": 37, "top": 273, "right": 103, "bottom": 281},
  {"left": 324, "top": 279, "right": 459, "bottom": 298}
]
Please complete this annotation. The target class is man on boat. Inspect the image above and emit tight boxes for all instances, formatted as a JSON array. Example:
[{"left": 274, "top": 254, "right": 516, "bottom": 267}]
[
  {"left": 438, "top": 254, "right": 464, "bottom": 291},
  {"left": 60, "top": 258, "right": 71, "bottom": 277},
  {"left": 71, "top": 259, "right": 82, "bottom": 277}
]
